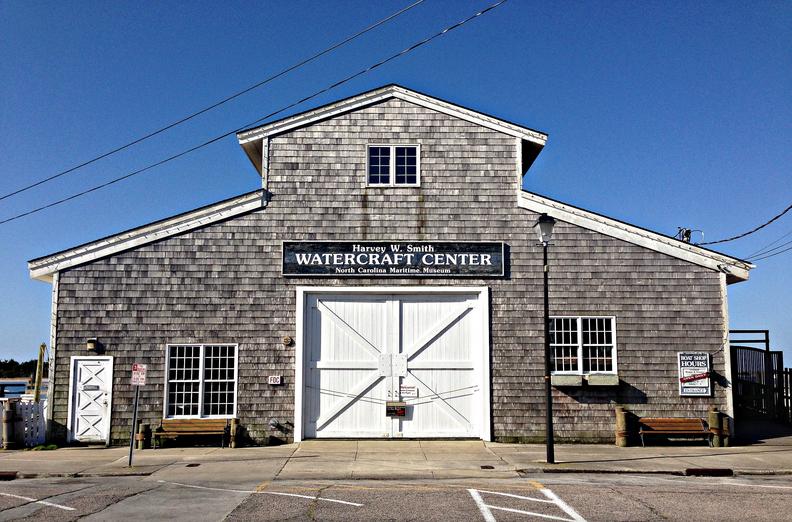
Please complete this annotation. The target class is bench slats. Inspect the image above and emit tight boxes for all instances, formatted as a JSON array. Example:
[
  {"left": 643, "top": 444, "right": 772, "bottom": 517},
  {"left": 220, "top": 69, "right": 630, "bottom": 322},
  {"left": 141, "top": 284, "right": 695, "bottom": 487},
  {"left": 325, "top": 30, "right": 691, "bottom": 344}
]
[
  {"left": 638, "top": 417, "right": 711, "bottom": 447},
  {"left": 155, "top": 418, "right": 234, "bottom": 449}
]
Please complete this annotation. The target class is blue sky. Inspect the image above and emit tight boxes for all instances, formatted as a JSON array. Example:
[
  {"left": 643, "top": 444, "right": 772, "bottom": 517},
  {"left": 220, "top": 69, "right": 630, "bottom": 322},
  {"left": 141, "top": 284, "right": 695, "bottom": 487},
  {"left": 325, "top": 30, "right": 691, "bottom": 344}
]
[{"left": 1, "top": 1, "right": 790, "bottom": 363}]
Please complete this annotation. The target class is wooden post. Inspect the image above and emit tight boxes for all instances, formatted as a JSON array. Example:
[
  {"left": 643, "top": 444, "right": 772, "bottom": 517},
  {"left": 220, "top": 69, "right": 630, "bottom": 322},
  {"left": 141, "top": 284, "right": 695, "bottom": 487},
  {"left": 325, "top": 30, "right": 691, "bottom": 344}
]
[
  {"left": 230, "top": 418, "right": 239, "bottom": 448},
  {"left": 33, "top": 343, "right": 46, "bottom": 403},
  {"left": 615, "top": 406, "right": 628, "bottom": 447},
  {"left": 708, "top": 406, "right": 722, "bottom": 447},
  {"left": 137, "top": 423, "right": 149, "bottom": 450},
  {"left": 2, "top": 400, "right": 15, "bottom": 450}
]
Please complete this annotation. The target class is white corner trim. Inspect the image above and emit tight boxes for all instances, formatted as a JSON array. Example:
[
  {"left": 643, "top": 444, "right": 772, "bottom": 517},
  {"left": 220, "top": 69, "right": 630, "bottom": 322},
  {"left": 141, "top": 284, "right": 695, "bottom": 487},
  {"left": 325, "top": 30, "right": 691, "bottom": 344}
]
[
  {"left": 720, "top": 272, "right": 735, "bottom": 433},
  {"left": 45, "top": 272, "right": 59, "bottom": 432},
  {"left": 294, "top": 287, "right": 306, "bottom": 442},
  {"left": 236, "top": 85, "right": 548, "bottom": 146},
  {"left": 28, "top": 191, "right": 265, "bottom": 281},
  {"left": 479, "top": 286, "right": 492, "bottom": 442},
  {"left": 518, "top": 191, "right": 753, "bottom": 281}
]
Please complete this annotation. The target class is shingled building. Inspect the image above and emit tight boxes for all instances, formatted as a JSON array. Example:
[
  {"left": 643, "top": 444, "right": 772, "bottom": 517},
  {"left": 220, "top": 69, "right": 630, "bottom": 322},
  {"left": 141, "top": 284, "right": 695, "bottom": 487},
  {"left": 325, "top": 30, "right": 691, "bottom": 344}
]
[{"left": 29, "top": 85, "right": 752, "bottom": 445}]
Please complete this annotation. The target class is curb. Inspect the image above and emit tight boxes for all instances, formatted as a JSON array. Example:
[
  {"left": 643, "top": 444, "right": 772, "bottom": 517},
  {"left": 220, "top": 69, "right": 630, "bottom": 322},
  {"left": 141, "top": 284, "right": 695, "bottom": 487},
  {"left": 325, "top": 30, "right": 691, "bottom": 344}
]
[
  {"left": 517, "top": 468, "right": 687, "bottom": 476},
  {"left": 14, "top": 471, "right": 155, "bottom": 479},
  {"left": 516, "top": 468, "right": 792, "bottom": 477}
]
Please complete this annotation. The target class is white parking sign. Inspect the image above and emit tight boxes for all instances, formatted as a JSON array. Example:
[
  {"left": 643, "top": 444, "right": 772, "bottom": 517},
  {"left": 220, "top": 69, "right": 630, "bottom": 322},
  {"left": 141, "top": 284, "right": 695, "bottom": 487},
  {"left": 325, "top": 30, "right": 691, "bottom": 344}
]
[{"left": 131, "top": 363, "right": 147, "bottom": 386}]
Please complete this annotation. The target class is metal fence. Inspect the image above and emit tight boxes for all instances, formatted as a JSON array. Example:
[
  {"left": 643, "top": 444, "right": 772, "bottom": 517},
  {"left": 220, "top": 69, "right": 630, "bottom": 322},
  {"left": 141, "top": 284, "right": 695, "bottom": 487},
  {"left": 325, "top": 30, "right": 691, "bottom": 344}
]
[
  {"left": 783, "top": 368, "right": 792, "bottom": 425},
  {"left": 730, "top": 329, "right": 791, "bottom": 424}
]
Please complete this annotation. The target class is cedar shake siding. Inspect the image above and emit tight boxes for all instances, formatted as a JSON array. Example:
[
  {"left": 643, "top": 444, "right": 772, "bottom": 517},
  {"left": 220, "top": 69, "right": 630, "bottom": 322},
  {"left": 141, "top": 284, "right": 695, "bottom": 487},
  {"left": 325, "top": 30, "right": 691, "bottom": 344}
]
[{"left": 46, "top": 95, "right": 733, "bottom": 445}]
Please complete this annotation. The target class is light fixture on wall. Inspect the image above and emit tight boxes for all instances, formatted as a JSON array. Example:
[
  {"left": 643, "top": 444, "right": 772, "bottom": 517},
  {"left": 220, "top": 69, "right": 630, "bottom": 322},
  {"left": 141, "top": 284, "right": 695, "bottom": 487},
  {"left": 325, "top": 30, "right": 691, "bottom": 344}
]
[{"left": 86, "top": 338, "right": 99, "bottom": 352}]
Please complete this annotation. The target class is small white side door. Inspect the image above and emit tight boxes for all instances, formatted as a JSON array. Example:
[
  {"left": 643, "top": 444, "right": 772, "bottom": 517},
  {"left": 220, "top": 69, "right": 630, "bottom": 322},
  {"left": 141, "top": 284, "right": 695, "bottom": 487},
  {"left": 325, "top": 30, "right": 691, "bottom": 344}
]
[{"left": 68, "top": 356, "right": 113, "bottom": 442}]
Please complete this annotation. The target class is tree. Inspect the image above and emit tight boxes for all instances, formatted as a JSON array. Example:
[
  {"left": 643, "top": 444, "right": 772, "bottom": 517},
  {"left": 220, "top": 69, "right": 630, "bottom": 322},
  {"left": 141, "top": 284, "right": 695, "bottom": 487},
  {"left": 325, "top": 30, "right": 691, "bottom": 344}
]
[{"left": 0, "top": 359, "right": 49, "bottom": 378}]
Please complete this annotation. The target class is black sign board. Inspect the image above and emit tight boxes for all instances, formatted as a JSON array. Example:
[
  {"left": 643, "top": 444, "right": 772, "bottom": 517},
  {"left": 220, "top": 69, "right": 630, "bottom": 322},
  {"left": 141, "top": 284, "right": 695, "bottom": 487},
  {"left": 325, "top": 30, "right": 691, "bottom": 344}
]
[
  {"left": 386, "top": 401, "right": 407, "bottom": 417},
  {"left": 283, "top": 241, "right": 504, "bottom": 277}
]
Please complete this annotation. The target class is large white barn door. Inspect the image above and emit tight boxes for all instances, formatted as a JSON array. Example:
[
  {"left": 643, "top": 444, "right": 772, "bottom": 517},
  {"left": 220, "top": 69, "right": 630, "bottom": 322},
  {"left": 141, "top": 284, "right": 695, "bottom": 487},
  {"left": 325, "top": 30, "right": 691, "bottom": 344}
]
[
  {"left": 68, "top": 357, "right": 113, "bottom": 442},
  {"left": 304, "top": 295, "right": 393, "bottom": 438},
  {"left": 399, "top": 295, "right": 480, "bottom": 437},
  {"left": 301, "top": 290, "right": 487, "bottom": 439}
]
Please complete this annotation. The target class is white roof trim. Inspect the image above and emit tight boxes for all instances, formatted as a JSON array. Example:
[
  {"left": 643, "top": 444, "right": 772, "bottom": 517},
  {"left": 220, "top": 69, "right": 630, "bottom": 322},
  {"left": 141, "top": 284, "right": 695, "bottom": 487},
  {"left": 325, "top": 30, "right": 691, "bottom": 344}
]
[
  {"left": 29, "top": 191, "right": 265, "bottom": 282},
  {"left": 518, "top": 191, "right": 753, "bottom": 282},
  {"left": 236, "top": 85, "right": 548, "bottom": 146}
]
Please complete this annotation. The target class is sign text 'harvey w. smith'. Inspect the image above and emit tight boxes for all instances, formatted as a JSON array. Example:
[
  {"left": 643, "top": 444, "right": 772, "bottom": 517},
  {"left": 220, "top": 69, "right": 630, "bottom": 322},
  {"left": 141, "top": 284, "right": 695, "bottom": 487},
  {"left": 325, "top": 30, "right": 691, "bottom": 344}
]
[{"left": 283, "top": 241, "right": 504, "bottom": 277}]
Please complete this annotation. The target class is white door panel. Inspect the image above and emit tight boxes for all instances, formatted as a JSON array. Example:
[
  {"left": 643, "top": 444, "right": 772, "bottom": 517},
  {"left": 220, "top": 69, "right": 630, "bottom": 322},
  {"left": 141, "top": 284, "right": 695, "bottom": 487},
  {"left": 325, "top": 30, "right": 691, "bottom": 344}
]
[
  {"left": 305, "top": 296, "right": 390, "bottom": 438},
  {"left": 302, "top": 291, "right": 486, "bottom": 439},
  {"left": 68, "top": 357, "right": 113, "bottom": 442},
  {"left": 400, "top": 295, "right": 479, "bottom": 437}
]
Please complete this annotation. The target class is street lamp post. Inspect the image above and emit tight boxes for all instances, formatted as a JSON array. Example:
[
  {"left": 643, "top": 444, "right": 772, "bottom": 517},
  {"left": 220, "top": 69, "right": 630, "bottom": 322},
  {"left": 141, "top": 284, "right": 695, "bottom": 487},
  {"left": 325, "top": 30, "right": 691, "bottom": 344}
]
[{"left": 536, "top": 213, "right": 556, "bottom": 464}]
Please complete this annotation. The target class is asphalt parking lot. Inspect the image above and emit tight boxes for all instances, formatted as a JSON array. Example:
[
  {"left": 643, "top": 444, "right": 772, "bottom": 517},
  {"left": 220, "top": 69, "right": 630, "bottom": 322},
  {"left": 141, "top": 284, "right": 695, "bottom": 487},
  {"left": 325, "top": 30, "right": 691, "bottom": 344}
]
[{"left": 3, "top": 473, "right": 792, "bottom": 521}]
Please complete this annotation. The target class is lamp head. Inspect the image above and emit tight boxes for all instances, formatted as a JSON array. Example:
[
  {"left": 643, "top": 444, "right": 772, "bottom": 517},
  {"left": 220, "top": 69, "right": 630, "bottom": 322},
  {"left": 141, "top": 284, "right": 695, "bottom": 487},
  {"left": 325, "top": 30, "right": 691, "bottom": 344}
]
[{"left": 535, "top": 214, "right": 556, "bottom": 245}]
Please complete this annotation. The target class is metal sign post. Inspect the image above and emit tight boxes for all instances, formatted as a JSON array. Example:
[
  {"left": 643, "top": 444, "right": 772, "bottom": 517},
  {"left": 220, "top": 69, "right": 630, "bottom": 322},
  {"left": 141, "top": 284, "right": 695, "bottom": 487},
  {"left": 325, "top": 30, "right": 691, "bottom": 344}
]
[{"left": 128, "top": 363, "right": 147, "bottom": 467}]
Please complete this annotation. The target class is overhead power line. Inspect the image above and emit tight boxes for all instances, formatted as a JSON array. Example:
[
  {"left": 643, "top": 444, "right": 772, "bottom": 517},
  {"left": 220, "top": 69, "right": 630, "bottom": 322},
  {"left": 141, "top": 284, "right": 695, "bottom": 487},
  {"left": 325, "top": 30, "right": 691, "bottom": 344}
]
[
  {"left": 745, "top": 227, "right": 792, "bottom": 259},
  {"left": 0, "top": 0, "right": 426, "bottom": 204},
  {"left": 749, "top": 243, "right": 792, "bottom": 262},
  {"left": 0, "top": 0, "right": 509, "bottom": 227},
  {"left": 698, "top": 202, "right": 792, "bottom": 246},
  {"left": 747, "top": 236, "right": 792, "bottom": 260}
]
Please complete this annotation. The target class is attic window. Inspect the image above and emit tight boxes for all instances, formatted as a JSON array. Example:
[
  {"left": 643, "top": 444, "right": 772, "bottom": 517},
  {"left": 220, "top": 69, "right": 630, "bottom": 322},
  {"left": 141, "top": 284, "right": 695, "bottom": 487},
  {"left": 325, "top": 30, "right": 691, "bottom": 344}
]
[{"left": 367, "top": 145, "right": 419, "bottom": 186}]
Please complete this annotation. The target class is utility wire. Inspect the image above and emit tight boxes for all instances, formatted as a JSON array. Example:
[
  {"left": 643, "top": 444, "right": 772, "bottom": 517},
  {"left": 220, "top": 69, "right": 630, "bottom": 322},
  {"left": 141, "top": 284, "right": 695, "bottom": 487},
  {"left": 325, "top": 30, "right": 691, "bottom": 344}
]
[
  {"left": 750, "top": 243, "right": 792, "bottom": 262},
  {"left": 698, "top": 202, "right": 792, "bottom": 245},
  {"left": 745, "top": 227, "right": 792, "bottom": 259},
  {"left": 747, "top": 237, "right": 792, "bottom": 260},
  {"left": 0, "top": 0, "right": 509, "bottom": 227},
  {"left": 0, "top": 0, "right": 426, "bottom": 204}
]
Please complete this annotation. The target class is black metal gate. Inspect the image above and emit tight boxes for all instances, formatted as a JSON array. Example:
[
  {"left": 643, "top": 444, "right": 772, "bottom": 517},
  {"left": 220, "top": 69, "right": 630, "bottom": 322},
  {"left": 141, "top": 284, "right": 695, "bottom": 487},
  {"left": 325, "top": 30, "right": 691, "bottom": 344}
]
[{"left": 730, "top": 330, "right": 791, "bottom": 424}]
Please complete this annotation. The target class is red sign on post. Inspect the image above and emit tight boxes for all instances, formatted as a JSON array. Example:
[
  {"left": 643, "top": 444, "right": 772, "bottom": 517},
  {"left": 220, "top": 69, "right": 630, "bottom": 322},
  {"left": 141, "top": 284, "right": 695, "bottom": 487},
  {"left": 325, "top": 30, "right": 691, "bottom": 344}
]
[{"left": 131, "top": 363, "right": 147, "bottom": 386}]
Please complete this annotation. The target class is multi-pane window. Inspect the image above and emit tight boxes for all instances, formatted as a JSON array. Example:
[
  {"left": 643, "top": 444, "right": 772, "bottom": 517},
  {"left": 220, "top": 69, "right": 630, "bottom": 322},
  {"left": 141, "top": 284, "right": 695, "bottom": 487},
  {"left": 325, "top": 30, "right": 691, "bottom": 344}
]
[
  {"left": 166, "top": 344, "right": 237, "bottom": 418},
  {"left": 368, "top": 146, "right": 390, "bottom": 185},
  {"left": 550, "top": 317, "right": 616, "bottom": 374},
  {"left": 367, "top": 145, "right": 419, "bottom": 186}
]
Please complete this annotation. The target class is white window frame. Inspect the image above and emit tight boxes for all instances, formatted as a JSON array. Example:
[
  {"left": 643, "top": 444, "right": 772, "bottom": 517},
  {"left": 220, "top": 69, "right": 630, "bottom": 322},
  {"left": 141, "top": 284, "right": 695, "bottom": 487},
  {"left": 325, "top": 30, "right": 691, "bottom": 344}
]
[
  {"left": 365, "top": 144, "right": 421, "bottom": 187},
  {"left": 163, "top": 343, "right": 238, "bottom": 419},
  {"left": 549, "top": 316, "right": 618, "bottom": 375}
]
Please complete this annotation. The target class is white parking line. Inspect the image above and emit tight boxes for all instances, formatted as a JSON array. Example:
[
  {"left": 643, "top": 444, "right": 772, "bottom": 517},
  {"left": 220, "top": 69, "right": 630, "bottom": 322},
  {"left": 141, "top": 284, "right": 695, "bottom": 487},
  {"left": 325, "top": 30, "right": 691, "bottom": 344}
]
[
  {"left": 156, "top": 480, "right": 363, "bottom": 506},
  {"left": 0, "top": 492, "right": 76, "bottom": 511},
  {"left": 468, "top": 489, "right": 496, "bottom": 522},
  {"left": 539, "top": 487, "right": 587, "bottom": 522},
  {"left": 630, "top": 474, "right": 792, "bottom": 490},
  {"left": 468, "top": 485, "right": 587, "bottom": 522}
]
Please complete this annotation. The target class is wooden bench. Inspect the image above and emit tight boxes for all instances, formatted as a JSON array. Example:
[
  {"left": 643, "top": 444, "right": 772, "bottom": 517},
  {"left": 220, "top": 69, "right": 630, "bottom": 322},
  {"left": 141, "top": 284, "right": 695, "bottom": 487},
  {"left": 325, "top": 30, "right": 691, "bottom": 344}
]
[
  {"left": 154, "top": 419, "right": 231, "bottom": 449},
  {"left": 638, "top": 417, "right": 712, "bottom": 447}
]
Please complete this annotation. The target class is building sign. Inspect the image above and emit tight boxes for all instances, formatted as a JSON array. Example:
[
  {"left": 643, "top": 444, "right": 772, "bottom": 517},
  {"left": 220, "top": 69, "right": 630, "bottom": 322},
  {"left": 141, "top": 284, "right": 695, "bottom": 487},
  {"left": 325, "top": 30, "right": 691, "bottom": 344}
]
[
  {"left": 386, "top": 401, "right": 407, "bottom": 417},
  {"left": 131, "top": 363, "right": 147, "bottom": 386},
  {"left": 283, "top": 241, "right": 504, "bottom": 277},
  {"left": 678, "top": 352, "right": 711, "bottom": 396},
  {"left": 400, "top": 385, "right": 418, "bottom": 399}
]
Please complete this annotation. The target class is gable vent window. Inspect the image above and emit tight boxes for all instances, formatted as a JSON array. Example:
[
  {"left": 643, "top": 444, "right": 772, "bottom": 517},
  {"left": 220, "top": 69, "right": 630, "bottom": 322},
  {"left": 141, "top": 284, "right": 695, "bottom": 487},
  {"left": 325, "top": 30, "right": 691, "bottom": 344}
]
[{"left": 367, "top": 145, "right": 420, "bottom": 186}]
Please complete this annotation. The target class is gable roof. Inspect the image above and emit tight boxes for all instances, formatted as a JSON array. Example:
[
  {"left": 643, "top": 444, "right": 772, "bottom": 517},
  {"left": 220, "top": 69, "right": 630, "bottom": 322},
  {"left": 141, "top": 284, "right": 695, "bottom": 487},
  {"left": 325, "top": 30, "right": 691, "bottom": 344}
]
[
  {"left": 28, "top": 190, "right": 264, "bottom": 282},
  {"left": 518, "top": 190, "right": 753, "bottom": 283},
  {"left": 235, "top": 84, "right": 548, "bottom": 174}
]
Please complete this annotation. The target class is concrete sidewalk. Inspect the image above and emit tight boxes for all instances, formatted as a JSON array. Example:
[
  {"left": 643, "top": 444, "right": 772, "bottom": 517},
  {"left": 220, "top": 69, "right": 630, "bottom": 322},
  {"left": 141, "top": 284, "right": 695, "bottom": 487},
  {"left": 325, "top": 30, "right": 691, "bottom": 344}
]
[{"left": 2, "top": 440, "right": 792, "bottom": 480}]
